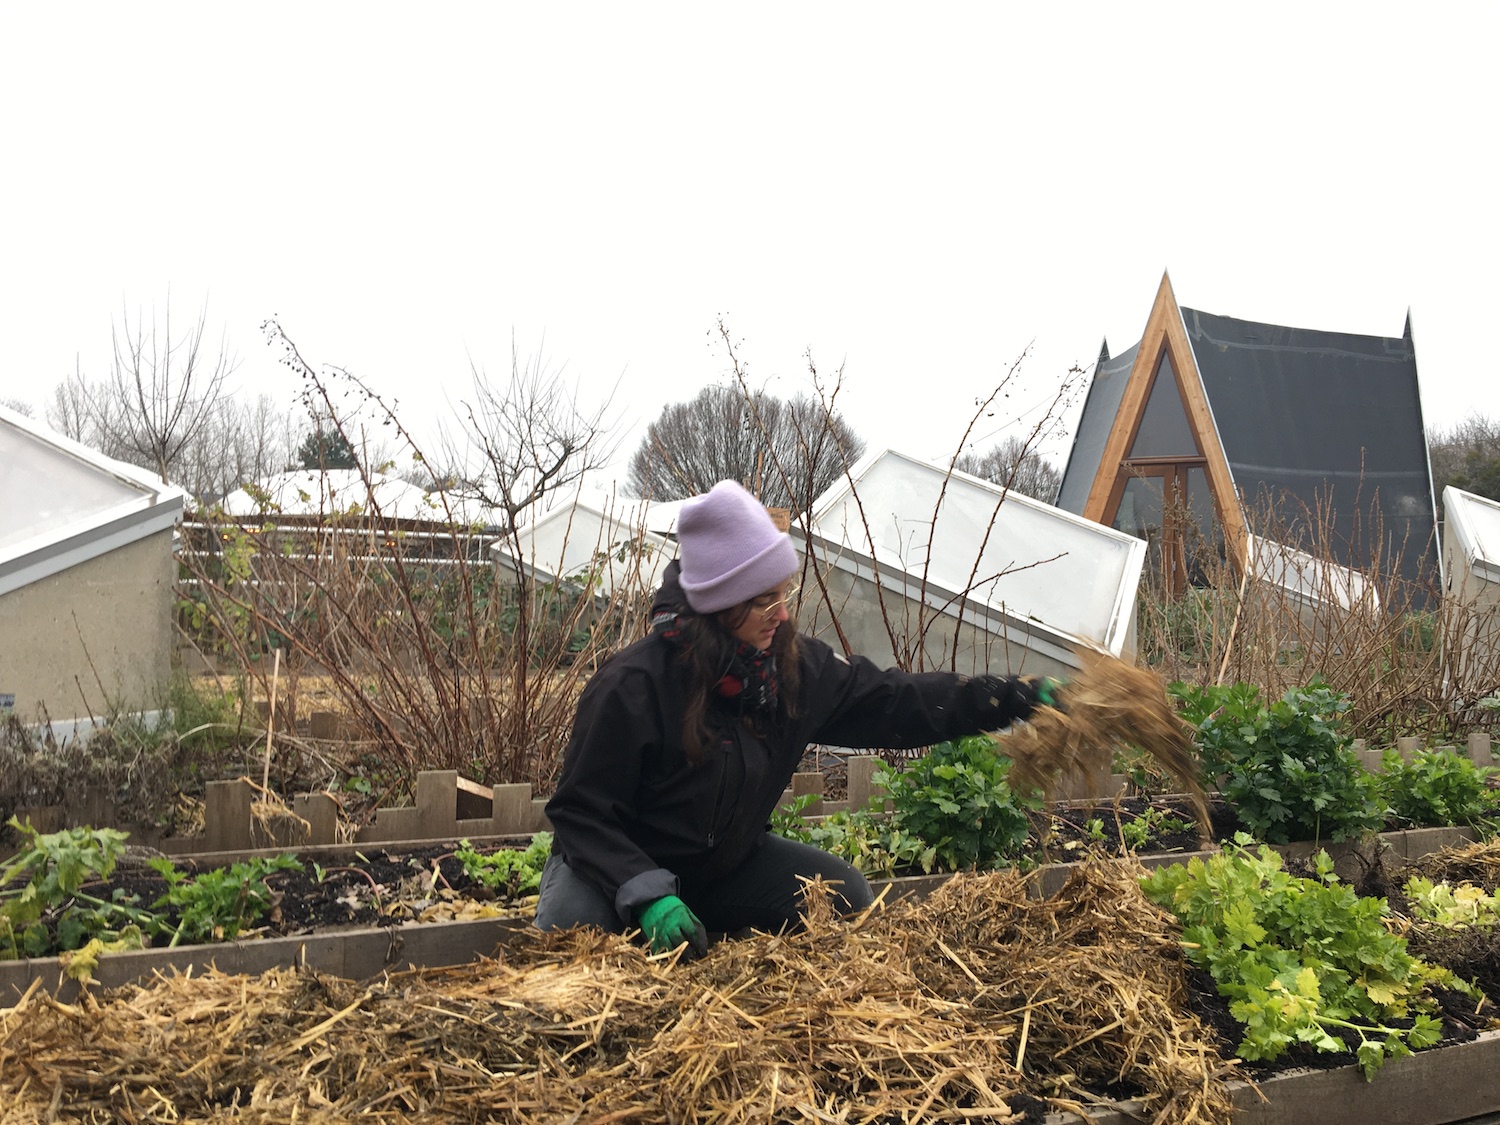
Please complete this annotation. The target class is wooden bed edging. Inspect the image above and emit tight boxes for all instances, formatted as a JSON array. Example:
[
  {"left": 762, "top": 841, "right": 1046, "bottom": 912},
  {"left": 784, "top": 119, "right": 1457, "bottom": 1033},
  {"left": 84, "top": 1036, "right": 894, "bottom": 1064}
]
[
  {"left": 0, "top": 914, "right": 531, "bottom": 1005},
  {"left": 15, "top": 732, "right": 1492, "bottom": 856},
  {"left": 1041, "top": 1028, "right": 1500, "bottom": 1125}
]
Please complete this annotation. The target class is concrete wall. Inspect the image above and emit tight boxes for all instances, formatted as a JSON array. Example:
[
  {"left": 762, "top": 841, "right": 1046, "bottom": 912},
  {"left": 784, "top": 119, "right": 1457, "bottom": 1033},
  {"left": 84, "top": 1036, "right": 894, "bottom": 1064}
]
[{"left": 0, "top": 528, "right": 177, "bottom": 722}]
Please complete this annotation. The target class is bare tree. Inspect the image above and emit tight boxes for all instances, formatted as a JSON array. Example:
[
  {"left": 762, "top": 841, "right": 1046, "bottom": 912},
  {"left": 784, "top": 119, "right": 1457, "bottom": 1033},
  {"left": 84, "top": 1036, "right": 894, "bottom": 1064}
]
[
  {"left": 1429, "top": 412, "right": 1500, "bottom": 508},
  {"left": 627, "top": 384, "right": 865, "bottom": 511},
  {"left": 438, "top": 343, "right": 621, "bottom": 534},
  {"left": 92, "top": 297, "right": 240, "bottom": 483},
  {"left": 175, "top": 393, "right": 305, "bottom": 506},
  {"left": 47, "top": 361, "right": 127, "bottom": 455},
  {"left": 1, "top": 398, "right": 33, "bottom": 417},
  {"left": 954, "top": 434, "right": 1063, "bottom": 503}
]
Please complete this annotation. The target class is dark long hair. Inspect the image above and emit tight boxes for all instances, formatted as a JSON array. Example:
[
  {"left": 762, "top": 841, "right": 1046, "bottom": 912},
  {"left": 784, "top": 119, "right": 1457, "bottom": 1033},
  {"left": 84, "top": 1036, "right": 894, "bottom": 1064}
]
[{"left": 677, "top": 603, "right": 801, "bottom": 767}]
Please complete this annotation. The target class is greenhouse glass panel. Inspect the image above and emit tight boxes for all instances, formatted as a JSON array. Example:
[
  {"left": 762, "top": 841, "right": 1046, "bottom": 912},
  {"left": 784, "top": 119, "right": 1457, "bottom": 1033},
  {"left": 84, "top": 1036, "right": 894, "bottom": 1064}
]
[
  {"left": 1129, "top": 352, "right": 1198, "bottom": 458},
  {"left": 1441, "top": 486, "right": 1500, "bottom": 693},
  {"left": 0, "top": 425, "right": 149, "bottom": 551},
  {"left": 809, "top": 449, "right": 1145, "bottom": 657}
]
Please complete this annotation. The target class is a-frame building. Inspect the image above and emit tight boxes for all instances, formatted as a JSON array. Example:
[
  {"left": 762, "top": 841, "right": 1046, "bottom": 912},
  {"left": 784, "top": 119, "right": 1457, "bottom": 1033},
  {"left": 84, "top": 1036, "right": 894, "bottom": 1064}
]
[{"left": 1056, "top": 273, "right": 1438, "bottom": 596}]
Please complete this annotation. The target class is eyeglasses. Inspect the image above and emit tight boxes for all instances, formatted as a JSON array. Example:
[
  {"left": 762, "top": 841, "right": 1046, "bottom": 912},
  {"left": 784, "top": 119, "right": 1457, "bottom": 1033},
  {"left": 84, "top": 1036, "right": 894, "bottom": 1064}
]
[{"left": 754, "top": 583, "right": 801, "bottom": 622}]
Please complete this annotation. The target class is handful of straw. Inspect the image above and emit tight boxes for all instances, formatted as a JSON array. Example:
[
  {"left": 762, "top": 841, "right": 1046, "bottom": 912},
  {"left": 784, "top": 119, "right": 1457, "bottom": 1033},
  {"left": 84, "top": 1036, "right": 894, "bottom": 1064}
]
[{"left": 997, "top": 649, "right": 1212, "bottom": 840}]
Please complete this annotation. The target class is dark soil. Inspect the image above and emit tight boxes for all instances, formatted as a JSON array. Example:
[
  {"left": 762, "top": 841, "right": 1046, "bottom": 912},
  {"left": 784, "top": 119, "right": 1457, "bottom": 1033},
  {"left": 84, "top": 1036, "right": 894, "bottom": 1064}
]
[
  {"left": 88, "top": 842, "right": 523, "bottom": 939},
  {"left": 1037, "top": 794, "right": 1244, "bottom": 859}
]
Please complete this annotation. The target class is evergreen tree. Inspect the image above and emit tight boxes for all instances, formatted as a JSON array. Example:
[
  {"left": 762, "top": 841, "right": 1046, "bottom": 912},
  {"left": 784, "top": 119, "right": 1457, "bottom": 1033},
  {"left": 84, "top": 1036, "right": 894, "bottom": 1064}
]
[{"left": 297, "top": 428, "right": 359, "bottom": 470}]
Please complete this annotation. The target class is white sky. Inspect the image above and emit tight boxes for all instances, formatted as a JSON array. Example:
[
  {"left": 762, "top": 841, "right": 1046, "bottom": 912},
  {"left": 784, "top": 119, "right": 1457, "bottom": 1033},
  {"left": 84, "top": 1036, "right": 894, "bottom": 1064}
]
[{"left": 2, "top": 3, "right": 1496, "bottom": 483}]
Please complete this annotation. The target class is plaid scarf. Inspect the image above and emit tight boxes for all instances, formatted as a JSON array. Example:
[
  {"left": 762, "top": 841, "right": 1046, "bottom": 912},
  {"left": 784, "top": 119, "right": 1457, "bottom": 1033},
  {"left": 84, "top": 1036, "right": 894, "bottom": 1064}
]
[{"left": 653, "top": 612, "right": 780, "bottom": 716}]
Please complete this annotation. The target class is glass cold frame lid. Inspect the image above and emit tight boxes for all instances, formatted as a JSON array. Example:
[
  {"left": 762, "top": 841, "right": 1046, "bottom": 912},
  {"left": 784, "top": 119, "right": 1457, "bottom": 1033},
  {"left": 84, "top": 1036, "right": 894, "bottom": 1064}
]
[
  {"left": 1461, "top": 495, "right": 1500, "bottom": 568},
  {"left": 0, "top": 425, "right": 153, "bottom": 552},
  {"left": 814, "top": 450, "right": 1142, "bottom": 646}
]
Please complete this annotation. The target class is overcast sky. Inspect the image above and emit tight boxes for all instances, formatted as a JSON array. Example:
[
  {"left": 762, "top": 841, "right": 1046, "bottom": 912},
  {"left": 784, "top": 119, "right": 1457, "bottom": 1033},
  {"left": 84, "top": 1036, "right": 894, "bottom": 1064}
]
[{"left": 2, "top": 4, "right": 1495, "bottom": 485}]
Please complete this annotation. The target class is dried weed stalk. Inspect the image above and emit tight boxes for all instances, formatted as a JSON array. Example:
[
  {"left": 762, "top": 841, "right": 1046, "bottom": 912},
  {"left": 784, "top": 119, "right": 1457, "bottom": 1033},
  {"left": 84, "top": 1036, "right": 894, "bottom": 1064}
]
[{"left": 997, "top": 649, "right": 1211, "bottom": 840}]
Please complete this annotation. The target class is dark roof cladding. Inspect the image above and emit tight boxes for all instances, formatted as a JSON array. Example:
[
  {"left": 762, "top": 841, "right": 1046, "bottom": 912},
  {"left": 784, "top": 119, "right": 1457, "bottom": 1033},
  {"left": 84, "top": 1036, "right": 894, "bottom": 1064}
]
[
  {"left": 1055, "top": 340, "right": 1138, "bottom": 515},
  {"left": 1057, "top": 303, "right": 1438, "bottom": 589}
]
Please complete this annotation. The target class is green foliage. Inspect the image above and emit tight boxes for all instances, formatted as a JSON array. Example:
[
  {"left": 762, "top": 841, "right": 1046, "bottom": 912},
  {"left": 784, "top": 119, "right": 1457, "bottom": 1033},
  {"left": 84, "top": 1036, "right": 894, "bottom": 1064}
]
[
  {"left": 876, "top": 736, "right": 1040, "bottom": 871},
  {"left": 497, "top": 579, "right": 595, "bottom": 660},
  {"left": 419, "top": 563, "right": 497, "bottom": 647},
  {"left": 178, "top": 519, "right": 261, "bottom": 657},
  {"left": 1141, "top": 587, "right": 1223, "bottom": 666},
  {"left": 1173, "top": 680, "right": 1383, "bottom": 844},
  {"left": 148, "top": 854, "right": 304, "bottom": 946},
  {"left": 1449, "top": 446, "right": 1500, "bottom": 503},
  {"left": 1404, "top": 876, "right": 1500, "bottom": 929},
  {"left": 2, "top": 820, "right": 308, "bottom": 960},
  {"left": 0, "top": 819, "right": 149, "bottom": 959},
  {"left": 1112, "top": 745, "right": 1178, "bottom": 796},
  {"left": 297, "top": 428, "right": 359, "bottom": 470},
  {"left": 1141, "top": 836, "right": 1468, "bottom": 1078},
  {"left": 1376, "top": 748, "right": 1499, "bottom": 829},
  {"left": 1119, "top": 806, "right": 1194, "bottom": 851},
  {"left": 773, "top": 801, "right": 937, "bottom": 879},
  {"left": 454, "top": 833, "right": 552, "bottom": 899}
]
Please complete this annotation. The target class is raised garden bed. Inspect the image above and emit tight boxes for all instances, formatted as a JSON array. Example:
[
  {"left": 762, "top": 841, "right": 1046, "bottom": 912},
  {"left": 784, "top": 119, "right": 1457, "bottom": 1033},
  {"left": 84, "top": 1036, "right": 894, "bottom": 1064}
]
[
  {"left": 6, "top": 849, "right": 1500, "bottom": 1125},
  {"left": 2, "top": 814, "right": 1485, "bottom": 998},
  {"left": 4, "top": 776, "right": 1497, "bottom": 1124}
]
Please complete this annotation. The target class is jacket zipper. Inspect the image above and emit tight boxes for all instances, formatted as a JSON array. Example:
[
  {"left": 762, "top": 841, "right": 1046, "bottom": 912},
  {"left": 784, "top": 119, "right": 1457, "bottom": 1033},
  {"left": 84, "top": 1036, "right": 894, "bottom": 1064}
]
[{"left": 705, "top": 730, "right": 735, "bottom": 848}]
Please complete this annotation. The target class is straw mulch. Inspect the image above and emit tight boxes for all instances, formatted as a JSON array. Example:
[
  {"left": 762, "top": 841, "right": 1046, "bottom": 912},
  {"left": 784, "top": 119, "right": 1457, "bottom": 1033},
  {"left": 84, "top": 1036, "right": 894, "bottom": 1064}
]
[
  {"left": 1406, "top": 837, "right": 1500, "bottom": 891},
  {"left": 1000, "top": 651, "right": 1212, "bottom": 840},
  {"left": 0, "top": 859, "right": 1238, "bottom": 1125}
]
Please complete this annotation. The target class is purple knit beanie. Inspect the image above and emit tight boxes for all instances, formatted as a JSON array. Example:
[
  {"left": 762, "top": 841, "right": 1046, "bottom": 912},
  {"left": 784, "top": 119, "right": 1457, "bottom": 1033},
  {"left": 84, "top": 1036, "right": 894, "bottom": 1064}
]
[{"left": 676, "top": 480, "right": 799, "bottom": 614}]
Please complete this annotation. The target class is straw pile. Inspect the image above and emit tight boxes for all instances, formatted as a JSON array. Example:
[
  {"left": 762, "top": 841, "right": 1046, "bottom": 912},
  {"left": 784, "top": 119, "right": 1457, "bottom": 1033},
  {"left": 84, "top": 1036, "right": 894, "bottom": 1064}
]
[
  {"left": 999, "top": 650, "right": 1211, "bottom": 839},
  {"left": 0, "top": 860, "right": 1237, "bottom": 1125},
  {"left": 1407, "top": 837, "right": 1500, "bottom": 890}
]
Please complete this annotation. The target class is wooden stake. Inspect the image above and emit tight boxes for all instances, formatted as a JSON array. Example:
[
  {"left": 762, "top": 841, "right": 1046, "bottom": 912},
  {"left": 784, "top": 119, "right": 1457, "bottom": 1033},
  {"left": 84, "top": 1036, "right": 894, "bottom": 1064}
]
[{"left": 262, "top": 647, "right": 281, "bottom": 791}]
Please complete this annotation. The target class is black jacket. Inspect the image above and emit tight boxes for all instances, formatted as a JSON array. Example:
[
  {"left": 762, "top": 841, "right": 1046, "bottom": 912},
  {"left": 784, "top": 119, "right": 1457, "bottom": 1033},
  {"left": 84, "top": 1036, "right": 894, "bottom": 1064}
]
[{"left": 544, "top": 562, "right": 1042, "bottom": 922}]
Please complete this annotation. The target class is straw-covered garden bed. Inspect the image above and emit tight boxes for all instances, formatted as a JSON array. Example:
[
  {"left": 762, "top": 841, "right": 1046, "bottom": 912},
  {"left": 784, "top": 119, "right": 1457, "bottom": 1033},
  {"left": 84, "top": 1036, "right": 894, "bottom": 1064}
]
[
  {"left": 2, "top": 859, "right": 1240, "bottom": 1124},
  {"left": 11, "top": 838, "right": 1500, "bottom": 1124}
]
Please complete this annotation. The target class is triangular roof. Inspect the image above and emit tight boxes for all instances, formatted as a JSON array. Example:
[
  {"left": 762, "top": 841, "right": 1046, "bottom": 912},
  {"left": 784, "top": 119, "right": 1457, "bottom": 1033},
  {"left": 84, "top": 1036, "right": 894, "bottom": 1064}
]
[
  {"left": 0, "top": 405, "right": 185, "bottom": 597},
  {"left": 1057, "top": 273, "right": 1438, "bottom": 588}
]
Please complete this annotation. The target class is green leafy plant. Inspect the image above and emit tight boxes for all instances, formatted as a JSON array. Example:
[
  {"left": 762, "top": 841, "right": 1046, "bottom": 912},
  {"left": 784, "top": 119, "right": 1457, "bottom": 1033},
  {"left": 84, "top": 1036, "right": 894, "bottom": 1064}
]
[
  {"left": 1403, "top": 876, "right": 1500, "bottom": 930},
  {"left": 1142, "top": 835, "right": 1470, "bottom": 1078},
  {"left": 454, "top": 833, "right": 552, "bottom": 899},
  {"left": 769, "top": 792, "right": 822, "bottom": 836},
  {"left": 774, "top": 802, "right": 937, "bottom": 879},
  {"left": 1112, "top": 745, "right": 1178, "bottom": 796},
  {"left": 876, "top": 736, "right": 1040, "bottom": 872},
  {"left": 0, "top": 818, "right": 152, "bottom": 959},
  {"left": 148, "top": 854, "right": 304, "bottom": 946},
  {"left": 1376, "top": 748, "right": 1499, "bottom": 830},
  {"left": 1174, "top": 680, "right": 1383, "bottom": 844},
  {"left": 1119, "top": 805, "right": 1194, "bottom": 851}
]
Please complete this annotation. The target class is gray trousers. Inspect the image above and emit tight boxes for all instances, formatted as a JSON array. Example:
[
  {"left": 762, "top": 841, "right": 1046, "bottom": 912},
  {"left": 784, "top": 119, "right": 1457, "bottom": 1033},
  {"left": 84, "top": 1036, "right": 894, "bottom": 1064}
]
[{"left": 534, "top": 833, "right": 874, "bottom": 937}]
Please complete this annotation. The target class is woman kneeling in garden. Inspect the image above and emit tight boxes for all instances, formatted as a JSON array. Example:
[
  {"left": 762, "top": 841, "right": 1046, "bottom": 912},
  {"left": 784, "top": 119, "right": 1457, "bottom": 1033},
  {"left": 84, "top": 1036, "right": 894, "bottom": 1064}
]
[{"left": 536, "top": 479, "right": 1053, "bottom": 956}]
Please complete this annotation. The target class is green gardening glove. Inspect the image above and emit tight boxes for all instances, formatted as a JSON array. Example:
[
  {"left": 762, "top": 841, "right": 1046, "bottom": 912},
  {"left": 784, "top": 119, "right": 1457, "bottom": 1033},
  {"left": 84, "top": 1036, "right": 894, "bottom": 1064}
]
[
  {"left": 1036, "top": 677, "right": 1067, "bottom": 711},
  {"left": 636, "top": 894, "right": 709, "bottom": 956}
]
